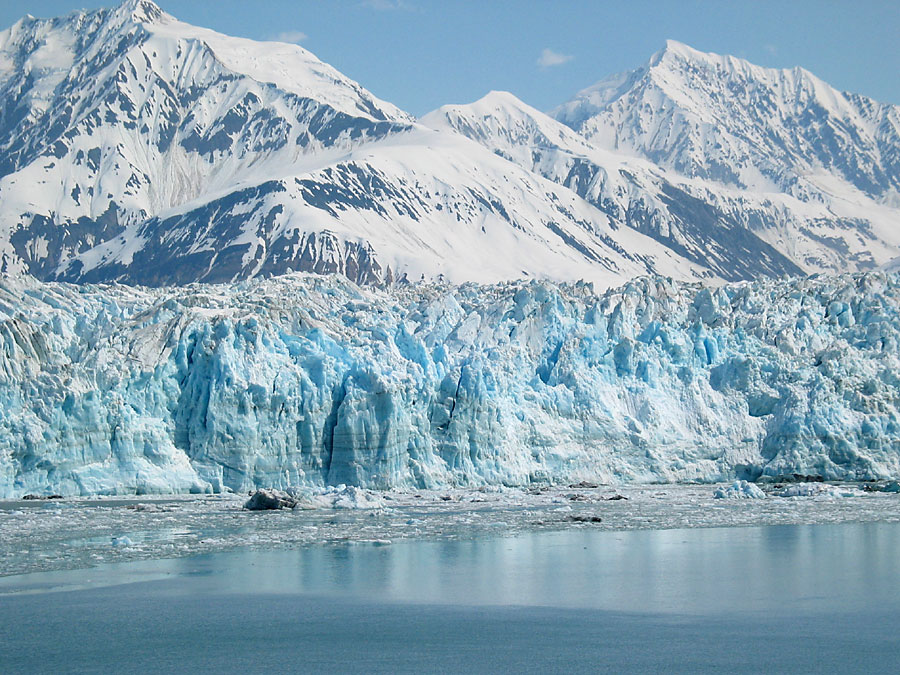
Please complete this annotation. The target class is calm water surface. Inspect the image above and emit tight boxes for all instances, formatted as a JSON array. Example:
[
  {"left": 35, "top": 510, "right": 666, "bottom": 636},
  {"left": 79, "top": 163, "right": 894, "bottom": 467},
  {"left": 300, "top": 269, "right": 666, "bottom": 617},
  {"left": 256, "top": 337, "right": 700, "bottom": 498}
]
[{"left": 2, "top": 522, "right": 898, "bottom": 673}]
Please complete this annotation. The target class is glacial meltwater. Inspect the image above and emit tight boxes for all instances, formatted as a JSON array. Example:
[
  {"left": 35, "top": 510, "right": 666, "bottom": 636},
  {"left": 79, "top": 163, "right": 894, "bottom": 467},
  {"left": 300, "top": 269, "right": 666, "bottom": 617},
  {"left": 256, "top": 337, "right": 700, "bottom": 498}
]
[{"left": 3, "top": 521, "right": 899, "bottom": 673}]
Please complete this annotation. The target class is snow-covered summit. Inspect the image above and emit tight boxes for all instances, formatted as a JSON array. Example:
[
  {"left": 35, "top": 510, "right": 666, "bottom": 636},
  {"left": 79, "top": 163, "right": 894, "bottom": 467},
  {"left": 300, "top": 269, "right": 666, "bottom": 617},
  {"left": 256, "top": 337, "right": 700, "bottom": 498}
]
[
  {"left": 424, "top": 90, "right": 597, "bottom": 159},
  {"left": 553, "top": 40, "right": 900, "bottom": 200},
  {"left": 0, "top": 5, "right": 898, "bottom": 288},
  {"left": 108, "top": 0, "right": 171, "bottom": 25},
  {"left": 547, "top": 41, "right": 900, "bottom": 275}
]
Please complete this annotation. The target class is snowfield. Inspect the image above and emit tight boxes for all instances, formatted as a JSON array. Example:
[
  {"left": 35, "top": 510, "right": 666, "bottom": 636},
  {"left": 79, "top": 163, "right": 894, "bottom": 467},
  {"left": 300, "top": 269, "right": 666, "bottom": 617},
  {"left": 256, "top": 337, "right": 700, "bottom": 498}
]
[{"left": 3, "top": 270, "right": 900, "bottom": 498}]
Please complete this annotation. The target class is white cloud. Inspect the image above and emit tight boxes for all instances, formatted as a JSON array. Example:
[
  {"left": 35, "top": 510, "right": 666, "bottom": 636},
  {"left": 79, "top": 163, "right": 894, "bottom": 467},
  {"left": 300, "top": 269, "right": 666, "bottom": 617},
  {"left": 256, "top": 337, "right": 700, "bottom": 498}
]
[
  {"left": 360, "top": 0, "right": 416, "bottom": 10},
  {"left": 272, "top": 30, "right": 307, "bottom": 44},
  {"left": 537, "top": 48, "right": 573, "bottom": 69}
]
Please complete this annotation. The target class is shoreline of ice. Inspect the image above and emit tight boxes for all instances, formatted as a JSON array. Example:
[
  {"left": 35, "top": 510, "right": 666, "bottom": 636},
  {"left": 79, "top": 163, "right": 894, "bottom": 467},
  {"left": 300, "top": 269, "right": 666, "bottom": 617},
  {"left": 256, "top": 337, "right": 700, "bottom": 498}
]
[{"left": 3, "top": 482, "right": 900, "bottom": 579}]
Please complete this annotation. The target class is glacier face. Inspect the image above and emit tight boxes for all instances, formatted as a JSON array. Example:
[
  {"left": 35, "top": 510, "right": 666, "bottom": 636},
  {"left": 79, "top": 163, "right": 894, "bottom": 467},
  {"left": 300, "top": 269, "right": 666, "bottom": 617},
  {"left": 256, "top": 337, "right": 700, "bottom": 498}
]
[{"left": 3, "top": 271, "right": 900, "bottom": 497}]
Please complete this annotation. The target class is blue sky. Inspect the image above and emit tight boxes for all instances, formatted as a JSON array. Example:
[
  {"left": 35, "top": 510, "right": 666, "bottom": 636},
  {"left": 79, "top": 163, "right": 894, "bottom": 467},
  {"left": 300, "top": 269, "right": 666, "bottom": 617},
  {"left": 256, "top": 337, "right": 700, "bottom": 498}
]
[{"left": 3, "top": 0, "right": 899, "bottom": 115}]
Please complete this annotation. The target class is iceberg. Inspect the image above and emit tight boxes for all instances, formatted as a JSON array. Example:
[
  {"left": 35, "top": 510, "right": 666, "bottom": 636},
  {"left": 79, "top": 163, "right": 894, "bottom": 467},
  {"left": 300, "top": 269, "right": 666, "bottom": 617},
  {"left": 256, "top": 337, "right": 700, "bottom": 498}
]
[
  {"left": 2, "top": 271, "right": 900, "bottom": 497},
  {"left": 713, "top": 480, "right": 766, "bottom": 499}
]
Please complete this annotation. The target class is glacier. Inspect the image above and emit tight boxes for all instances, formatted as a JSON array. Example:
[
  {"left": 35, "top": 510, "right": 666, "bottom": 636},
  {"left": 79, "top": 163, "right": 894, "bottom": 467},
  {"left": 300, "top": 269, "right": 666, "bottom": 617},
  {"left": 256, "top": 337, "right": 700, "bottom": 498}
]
[{"left": 3, "top": 270, "right": 900, "bottom": 498}]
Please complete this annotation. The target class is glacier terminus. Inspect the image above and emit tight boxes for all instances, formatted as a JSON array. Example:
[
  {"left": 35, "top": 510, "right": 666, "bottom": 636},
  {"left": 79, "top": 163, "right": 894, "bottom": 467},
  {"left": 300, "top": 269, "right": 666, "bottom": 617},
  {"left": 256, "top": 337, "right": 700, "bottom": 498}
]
[
  {"left": 0, "top": 1, "right": 899, "bottom": 498},
  {"left": 3, "top": 271, "right": 900, "bottom": 497}
]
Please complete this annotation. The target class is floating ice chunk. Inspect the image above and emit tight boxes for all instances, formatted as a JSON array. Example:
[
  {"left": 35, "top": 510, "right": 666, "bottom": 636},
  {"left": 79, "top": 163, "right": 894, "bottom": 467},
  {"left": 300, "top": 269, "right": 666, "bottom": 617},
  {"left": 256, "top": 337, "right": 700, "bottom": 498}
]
[
  {"left": 713, "top": 480, "right": 766, "bottom": 499},
  {"left": 774, "top": 484, "right": 863, "bottom": 498},
  {"left": 111, "top": 535, "right": 133, "bottom": 547},
  {"left": 328, "top": 486, "right": 386, "bottom": 510},
  {"left": 864, "top": 481, "right": 900, "bottom": 493},
  {"left": 251, "top": 485, "right": 389, "bottom": 510}
]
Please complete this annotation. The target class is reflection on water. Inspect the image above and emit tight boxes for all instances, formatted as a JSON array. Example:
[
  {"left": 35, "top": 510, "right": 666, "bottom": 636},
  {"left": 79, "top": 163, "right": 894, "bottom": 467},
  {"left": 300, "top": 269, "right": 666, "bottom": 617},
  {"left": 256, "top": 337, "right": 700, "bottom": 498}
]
[
  {"left": 5, "top": 522, "right": 900, "bottom": 616},
  {"left": 4, "top": 523, "right": 900, "bottom": 674}
]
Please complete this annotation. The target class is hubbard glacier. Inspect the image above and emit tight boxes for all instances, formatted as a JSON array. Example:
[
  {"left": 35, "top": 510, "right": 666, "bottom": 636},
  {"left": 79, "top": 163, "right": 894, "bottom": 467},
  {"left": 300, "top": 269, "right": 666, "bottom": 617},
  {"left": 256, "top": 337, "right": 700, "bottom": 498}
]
[
  {"left": 3, "top": 270, "right": 900, "bottom": 498},
  {"left": 3, "top": 1, "right": 900, "bottom": 671}
]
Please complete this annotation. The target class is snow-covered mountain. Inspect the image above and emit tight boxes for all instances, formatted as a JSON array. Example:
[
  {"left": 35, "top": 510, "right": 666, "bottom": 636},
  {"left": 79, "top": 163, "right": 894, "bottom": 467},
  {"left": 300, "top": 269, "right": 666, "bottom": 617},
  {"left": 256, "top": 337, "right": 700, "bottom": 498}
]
[
  {"left": 56, "top": 125, "right": 714, "bottom": 288},
  {"left": 423, "top": 91, "right": 803, "bottom": 281},
  {"left": 426, "top": 53, "right": 900, "bottom": 279},
  {"left": 0, "top": 0, "right": 708, "bottom": 288},
  {"left": 0, "top": 4, "right": 898, "bottom": 288},
  {"left": 4, "top": 271, "right": 900, "bottom": 497},
  {"left": 0, "top": 0, "right": 416, "bottom": 280},
  {"left": 550, "top": 40, "right": 900, "bottom": 273},
  {"left": 553, "top": 40, "right": 900, "bottom": 199}
]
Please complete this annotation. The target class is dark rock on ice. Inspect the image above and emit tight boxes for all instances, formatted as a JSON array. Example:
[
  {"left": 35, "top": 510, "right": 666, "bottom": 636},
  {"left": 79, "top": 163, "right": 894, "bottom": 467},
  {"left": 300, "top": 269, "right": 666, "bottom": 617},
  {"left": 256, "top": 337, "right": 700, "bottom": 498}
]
[
  {"left": 243, "top": 489, "right": 298, "bottom": 510},
  {"left": 863, "top": 481, "right": 900, "bottom": 493},
  {"left": 759, "top": 474, "right": 825, "bottom": 484}
]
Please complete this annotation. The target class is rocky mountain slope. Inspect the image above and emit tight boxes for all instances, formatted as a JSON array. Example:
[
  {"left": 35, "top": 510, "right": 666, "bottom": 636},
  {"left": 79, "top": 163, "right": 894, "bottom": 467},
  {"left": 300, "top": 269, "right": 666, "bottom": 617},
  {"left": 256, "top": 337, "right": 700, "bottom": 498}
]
[
  {"left": 551, "top": 40, "right": 900, "bottom": 273},
  {"left": 0, "top": 4, "right": 898, "bottom": 287},
  {"left": 0, "top": 0, "right": 705, "bottom": 288},
  {"left": 423, "top": 91, "right": 804, "bottom": 281}
]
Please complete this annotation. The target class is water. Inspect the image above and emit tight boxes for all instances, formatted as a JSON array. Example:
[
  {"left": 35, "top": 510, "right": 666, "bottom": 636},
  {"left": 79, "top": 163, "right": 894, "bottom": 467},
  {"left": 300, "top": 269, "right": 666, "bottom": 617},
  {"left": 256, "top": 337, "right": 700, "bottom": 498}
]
[
  {"left": 2, "top": 522, "right": 899, "bottom": 673},
  {"left": 6, "top": 484, "right": 900, "bottom": 578}
]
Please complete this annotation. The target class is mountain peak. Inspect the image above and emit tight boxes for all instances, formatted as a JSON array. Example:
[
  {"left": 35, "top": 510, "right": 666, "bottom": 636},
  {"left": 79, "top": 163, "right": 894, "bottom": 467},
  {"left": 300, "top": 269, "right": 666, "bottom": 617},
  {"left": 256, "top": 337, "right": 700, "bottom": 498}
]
[
  {"left": 116, "top": 0, "right": 168, "bottom": 24},
  {"left": 649, "top": 39, "right": 737, "bottom": 72},
  {"left": 478, "top": 90, "right": 523, "bottom": 105},
  {"left": 95, "top": 0, "right": 170, "bottom": 30},
  {"left": 553, "top": 38, "right": 900, "bottom": 202},
  {"left": 656, "top": 39, "right": 700, "bottom": 60}
]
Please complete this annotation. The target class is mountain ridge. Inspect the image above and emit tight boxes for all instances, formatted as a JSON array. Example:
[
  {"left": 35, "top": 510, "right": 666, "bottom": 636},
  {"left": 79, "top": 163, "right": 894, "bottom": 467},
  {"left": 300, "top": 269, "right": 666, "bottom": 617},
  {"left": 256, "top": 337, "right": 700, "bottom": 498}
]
[
  {"left": 552, "top": 39, "right": 900, "bottom": 200},
  {"left": 0, "top": 2, "right": 897, "bottom": 288}
]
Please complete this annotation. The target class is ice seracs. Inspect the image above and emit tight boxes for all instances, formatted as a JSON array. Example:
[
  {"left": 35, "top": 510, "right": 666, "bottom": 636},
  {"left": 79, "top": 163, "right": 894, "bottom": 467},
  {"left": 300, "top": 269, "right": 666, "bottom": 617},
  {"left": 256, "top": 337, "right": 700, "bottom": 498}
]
[{"left": 3, "top": 271, "right": 900, "bottom": 498}]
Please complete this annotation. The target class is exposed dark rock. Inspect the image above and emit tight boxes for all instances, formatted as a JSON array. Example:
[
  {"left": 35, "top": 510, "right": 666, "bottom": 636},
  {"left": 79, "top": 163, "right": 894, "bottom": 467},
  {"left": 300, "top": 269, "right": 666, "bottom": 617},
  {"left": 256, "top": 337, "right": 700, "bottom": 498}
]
[
  {"left": 757, "top": 473, "right": 825, "bottom": 484},
  {"left": 863, "top": 481, "right": 900, "bottom": 493},
  {"left": 243, "top": 489, "right": 298, "bottom": 510}
]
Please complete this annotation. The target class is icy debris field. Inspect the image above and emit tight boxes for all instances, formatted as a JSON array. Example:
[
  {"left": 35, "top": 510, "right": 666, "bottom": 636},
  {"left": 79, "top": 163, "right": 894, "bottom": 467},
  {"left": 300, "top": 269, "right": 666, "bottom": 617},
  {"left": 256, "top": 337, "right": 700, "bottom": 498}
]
[{"left": 3, "top": 483, "right": 900, "bottom": 577}]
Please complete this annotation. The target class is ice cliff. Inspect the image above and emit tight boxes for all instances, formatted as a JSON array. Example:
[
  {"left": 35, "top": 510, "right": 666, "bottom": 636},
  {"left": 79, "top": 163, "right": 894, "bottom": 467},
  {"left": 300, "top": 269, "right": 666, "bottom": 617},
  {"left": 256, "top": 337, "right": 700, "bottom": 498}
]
[{"left": 2, "top": 271, "right": 900, "bottom": 497}]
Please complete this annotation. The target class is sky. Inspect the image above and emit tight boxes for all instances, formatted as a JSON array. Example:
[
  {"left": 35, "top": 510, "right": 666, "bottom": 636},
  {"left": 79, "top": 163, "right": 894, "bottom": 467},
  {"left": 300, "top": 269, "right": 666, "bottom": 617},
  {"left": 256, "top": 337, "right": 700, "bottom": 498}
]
[{"left": 2, "top": 0, "right": 899, "bottom": 116}]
